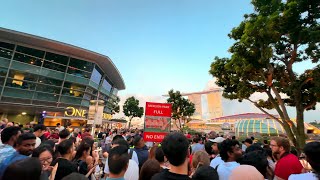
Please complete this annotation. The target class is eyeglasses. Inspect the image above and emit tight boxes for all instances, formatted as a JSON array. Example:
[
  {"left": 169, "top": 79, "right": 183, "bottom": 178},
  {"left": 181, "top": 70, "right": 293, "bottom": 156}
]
[{"left": 39, "top": 157, "right": 52, "bottom": 164}]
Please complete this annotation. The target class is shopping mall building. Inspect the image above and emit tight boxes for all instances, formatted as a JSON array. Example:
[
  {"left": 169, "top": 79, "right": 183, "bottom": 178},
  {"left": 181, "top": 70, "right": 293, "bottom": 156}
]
[{"left": 0, "top": 28, "right": 125, "bottom": 127}]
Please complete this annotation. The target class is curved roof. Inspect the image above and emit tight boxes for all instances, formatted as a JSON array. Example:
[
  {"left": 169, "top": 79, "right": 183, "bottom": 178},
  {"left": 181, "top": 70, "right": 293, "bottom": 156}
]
[
  {"left": 0, "top": 27, "right": 125, "bottom": 90},
  {"left": 210, "top": 113, "right": 279, "bottom": 121}
]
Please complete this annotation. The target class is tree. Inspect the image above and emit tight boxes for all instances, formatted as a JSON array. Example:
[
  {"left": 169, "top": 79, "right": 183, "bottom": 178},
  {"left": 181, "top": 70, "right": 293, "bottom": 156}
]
[
  {"left": 123, "top": 96, "right": 144, "bottom": 128},
  {"left": 209, "top": 0, "right": 319, "bottom": 151},
  {"left": 108, "top": 96, "right": 120, "bottom": 115},
  {"left": 166, "top": 89, "right": 196, "bottom": 131}
]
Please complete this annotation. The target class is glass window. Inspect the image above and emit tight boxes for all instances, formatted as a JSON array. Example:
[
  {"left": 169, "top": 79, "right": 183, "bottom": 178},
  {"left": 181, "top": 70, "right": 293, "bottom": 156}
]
[
  {"left": 90, "top": 68, "right": 102, "bottom": 85},
  {"left": 45, "top": 52, "right": 69, "bottom": 65},
  {"left": 16, "top": 46, "right": 45, "bottom": 58},
  {"left": 0, "top": 47, "right": 13, "bottom": 59},
  {"left": 38, "top": 76, "right": 63, "bottom": 86},
  {"left": 81, "top": 100, "right": 90, "bottom": 107},
  {"left": 67, "top": 67, "right": 91, "bottom": 79},
  {"left": 39, "top": 68, "right": 64, "bottom": 80},
  {"left": 13, "top": 52, "right": 43, "bottom": 66},
  {"left": 33, "top": 92, "right": 59, "bottom": 102},
  {"left": 60, "top": 96, "right": 82, "bottom": 105},
  {"left": 11, "top": 61, "right": 41, "bottom": 75},
  {"left": 0, "top": 76, "right": 5, "bottom": 86},
  {"left": 0, "top": 67, "right": 7, "bottom": 77},
  {"left": 83, "top": 93, "right": 97, "bottom": 101},
  {"left": 5, "top": 78, "right": 36, "bottom": 90},
  {"left": 8, "top": 69, "right": 38, "bottom": 82},
  {"left": 69, "top": 58, "right": 94, "bottom": 72},
  {"left": 102, "top": 79, "right": 112, "bottom": 92},
  {"left": 36, "top": 84, "right": 61, "bottom": 94},
  {"left": 43, "top": 61, "right": 67, "bottom": 72},
  {"left": 63, "top": 82, "right": 86, "bottom": 92},
  {"left": 65, "top": 74, "right": 89, "bottom": 85},
  {"left": 0, "top": 41, "right": 15, "bottom": 50},
  {"left": 112, "top": 88, "right": 118, "bottom": 95},
  {"left": 3, "top": 87, "right": 34, "bottom": 99},
  {"left": 99, "top": 93, "right": 108, "bottom": 101},
  {"left": 62, "top": 88, "right": 84, "bottom": 98},
  {"left": 85, "top": 87, "right": 98, "bottom": 95}
]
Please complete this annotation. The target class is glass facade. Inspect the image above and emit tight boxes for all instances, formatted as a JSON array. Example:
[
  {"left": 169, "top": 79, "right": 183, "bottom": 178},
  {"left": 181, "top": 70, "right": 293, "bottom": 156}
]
[
  {"left": 235, "top": 119, "right": 285, "bottom": 136},
  {"left": 0, "top": 40, "right": 118, "bottom": 113}
]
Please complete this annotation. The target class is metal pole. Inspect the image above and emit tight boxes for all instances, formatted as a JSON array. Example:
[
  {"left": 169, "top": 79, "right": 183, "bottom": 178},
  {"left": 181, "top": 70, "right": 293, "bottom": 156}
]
[{"left": 91, "top": 91, "right": 99, "bottom": 137}]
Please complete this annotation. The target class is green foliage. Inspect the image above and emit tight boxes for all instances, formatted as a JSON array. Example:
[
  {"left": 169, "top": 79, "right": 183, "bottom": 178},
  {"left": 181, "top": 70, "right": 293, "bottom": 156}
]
[
  {"left": 181, "top": 126, "right": 202, "bottom": 135},
  {"left": 108, "top": 96, "right": 120, "bottom": 115},
  {"left": 209, "top": 0, "right": 320, "bottom": 150},
  {"left": 166, "top": 89, "right": 196, "bottom": 130},
  {"left": 123, "top": 96, "right": 144, "bottom": 128}
]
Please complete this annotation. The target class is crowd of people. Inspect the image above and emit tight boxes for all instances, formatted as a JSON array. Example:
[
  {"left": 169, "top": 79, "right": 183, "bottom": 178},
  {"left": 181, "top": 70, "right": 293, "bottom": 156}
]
[{"left": 0, "top": 119, "right": 319, "bottom": 180}]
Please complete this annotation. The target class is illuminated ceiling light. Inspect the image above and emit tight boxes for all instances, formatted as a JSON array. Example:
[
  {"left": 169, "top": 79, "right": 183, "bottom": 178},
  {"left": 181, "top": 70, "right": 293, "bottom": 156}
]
[{"left": 21, "top": 112, "right": 27, "bottom": 115}]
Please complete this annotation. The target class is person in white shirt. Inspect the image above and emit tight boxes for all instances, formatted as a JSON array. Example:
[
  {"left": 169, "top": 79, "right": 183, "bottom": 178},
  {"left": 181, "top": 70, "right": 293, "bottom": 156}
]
[
  {"left": 209, "top": 137, "right": 225, "bottom": 169},
  {"left": 33, "top": 124, "right": 46, "bottom": 148},
  {"left": 289, "top": 141, "right": 320, "bottom": 180},
  {"left": 216, "top": 139, "right": 242, "bottom": 180},
  {"left": 104, "top": 138, "right": 139, "bottom": 180},
  {"left": 55, "top": 123, "right": 64, "bottom": 132}
]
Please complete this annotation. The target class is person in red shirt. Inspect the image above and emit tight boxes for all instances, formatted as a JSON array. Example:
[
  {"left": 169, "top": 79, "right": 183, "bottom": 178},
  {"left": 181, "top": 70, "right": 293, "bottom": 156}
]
[
  {"left": 43, "top": 127, "right": 51, "bottom": 139},
  {"left": 81, "top": 128, "right": 92, "bottom": 139},
  {"left": 270, "top": 137, "right": 304, "bottom": 180},
  {"left": 48, "top": 129, "right": 59, "bottom": 142},
  {"left": 186, "top": 132, "right": 191, "bottom": 139}
]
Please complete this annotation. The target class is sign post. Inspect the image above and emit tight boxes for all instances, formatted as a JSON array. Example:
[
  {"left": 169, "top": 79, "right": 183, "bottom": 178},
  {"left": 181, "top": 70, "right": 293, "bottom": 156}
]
[
  {"left": 89, "top": 99, "right": 104, "bottom": 136},
  {"left": 143, "top": 102, "right": 172, "bottom": 142}
]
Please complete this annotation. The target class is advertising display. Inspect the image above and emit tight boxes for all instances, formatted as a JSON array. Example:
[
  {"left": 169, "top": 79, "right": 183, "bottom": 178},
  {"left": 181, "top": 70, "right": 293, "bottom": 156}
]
[{"left": 143, "top": 102, "right": 172, "bottom": 142}]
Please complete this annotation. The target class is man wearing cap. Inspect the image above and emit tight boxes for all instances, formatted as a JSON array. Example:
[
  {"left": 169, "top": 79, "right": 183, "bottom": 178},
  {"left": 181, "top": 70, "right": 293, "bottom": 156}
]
[
  {"left": 209, "top": 137, "right": 225, "bottom": 169},
  {"left": 133, "top": 135, "right": 148, "bottom": 170}
]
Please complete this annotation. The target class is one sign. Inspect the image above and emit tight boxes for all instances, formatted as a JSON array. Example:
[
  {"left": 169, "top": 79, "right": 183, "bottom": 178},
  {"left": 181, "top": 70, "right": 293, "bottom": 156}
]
[
  {"left": 64, "top": 106, "right": 112, "bottom": 120},
  {"left": 143, "top": 102, "right": 172, "bottom": 142}
]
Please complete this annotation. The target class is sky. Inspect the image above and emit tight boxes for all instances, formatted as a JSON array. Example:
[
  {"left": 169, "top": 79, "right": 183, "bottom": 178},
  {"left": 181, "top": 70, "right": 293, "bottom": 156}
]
[{"left": 0, "top": 0, "right": 318, "bottom": 121}]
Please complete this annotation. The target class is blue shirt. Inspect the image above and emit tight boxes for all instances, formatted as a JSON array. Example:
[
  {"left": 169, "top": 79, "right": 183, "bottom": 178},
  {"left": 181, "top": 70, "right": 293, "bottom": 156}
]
[
  {"left": 106, "top": 177, "right": 125, "bottom": 180},
  {"left": 191, "top": 143, "right": 204, "bottom": 154},
  {"left": 134, "top": 145, "right": 149, "bottom": 169},
  {"left": 0, "top": 144, "right": 27, "bottom": 178}
]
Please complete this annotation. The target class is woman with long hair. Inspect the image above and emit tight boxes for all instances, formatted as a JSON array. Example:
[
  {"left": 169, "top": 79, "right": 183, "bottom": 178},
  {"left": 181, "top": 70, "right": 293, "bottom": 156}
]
[
  {"left": 73, "top": 141, "right": 94, "bottom": 177},
  {"left": 51, "top": 139, "right": 77, "bottom": 180}
]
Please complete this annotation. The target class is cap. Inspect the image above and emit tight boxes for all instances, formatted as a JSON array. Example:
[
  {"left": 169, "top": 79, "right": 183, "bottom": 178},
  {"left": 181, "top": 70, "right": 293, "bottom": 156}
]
[{"left": 209, "top": 137, "right": 225, "bottom": 143}]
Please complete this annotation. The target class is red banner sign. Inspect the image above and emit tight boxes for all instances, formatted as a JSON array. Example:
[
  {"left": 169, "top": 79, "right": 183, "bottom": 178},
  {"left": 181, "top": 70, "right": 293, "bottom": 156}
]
[
  {"left": 144, "top": 102, "right": 172, "bottom": 142},
  {"left": 145, "top": 102, "right": 172, "bottom": 117},
  {"left": 143, "top": 132, "right": 168, "bottom": 142}
]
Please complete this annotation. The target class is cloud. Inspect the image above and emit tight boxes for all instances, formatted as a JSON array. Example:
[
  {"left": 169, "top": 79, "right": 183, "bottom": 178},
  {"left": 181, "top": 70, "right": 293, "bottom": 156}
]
[{"left": 113, "top": 80, "right": 319, "bottom": 123}]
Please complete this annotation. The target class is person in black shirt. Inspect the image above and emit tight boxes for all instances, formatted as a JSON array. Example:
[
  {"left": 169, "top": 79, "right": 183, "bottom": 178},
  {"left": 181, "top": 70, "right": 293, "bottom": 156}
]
[
  {"left": 51, "top": 139, "right": 77, "bottom": 180},
  {"left": 151, "top": 132, "right": 191, "bottom": 180}
]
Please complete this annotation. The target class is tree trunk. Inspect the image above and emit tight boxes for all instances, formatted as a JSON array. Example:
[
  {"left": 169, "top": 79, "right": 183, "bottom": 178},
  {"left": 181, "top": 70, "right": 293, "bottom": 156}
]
[
  {"left": 295, "top": 105, "right": 306, "bottom": 153},
  {"left": 178, "top": 118, "right": 182, "bottom": 131},
  {"left": 128, "top": 117, "right": 133, "bottom": 129}
]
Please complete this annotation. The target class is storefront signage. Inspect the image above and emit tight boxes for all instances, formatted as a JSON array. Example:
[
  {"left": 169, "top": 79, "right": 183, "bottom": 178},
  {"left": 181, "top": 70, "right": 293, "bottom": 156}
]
[
  {"left": 64, "top": 106, "right": 112, "bottom": 120},
  {"left": 143, "top": 102, "right": 172, "bottom": 142}
]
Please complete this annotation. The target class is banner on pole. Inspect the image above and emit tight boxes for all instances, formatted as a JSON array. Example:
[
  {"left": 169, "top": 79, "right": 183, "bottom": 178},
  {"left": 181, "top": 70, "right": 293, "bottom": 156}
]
[
  {"left": 95, "top": 105, "right": 104, "bottom": 125},
  {"left": 143, "top": 102, "right": 172, "bottom": 142}
]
